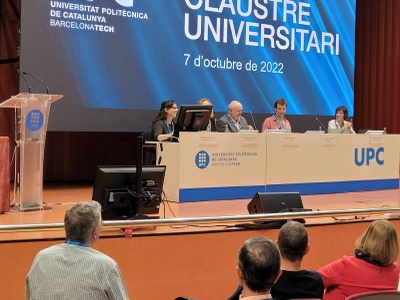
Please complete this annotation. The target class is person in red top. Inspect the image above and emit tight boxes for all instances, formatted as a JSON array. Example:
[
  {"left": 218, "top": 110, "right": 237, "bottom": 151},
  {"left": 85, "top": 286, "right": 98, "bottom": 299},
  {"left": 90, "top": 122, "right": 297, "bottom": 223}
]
[
  {"left": 318, "top": 220, "right": 399, "bottom": 300},
  {"left": 261, "top": 98, "right": 291, "bottom": 132}
]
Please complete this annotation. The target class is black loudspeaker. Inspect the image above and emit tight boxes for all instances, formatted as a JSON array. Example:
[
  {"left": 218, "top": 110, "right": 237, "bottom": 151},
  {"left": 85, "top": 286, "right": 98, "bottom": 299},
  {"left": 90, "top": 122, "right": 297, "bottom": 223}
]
[{"left": 247, "top": 192, "right": 304, "bottom": 214}]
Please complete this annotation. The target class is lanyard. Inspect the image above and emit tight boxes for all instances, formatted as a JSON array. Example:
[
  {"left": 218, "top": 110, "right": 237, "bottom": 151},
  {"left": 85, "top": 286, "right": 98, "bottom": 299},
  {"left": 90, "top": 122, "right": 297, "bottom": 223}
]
[
  {"left": 65, "top": 240, "right": 89, "bottom": 247},
  {"left": 274, "top": 115, "right": 285, "bottom": 129},
  {"left": 335, "top": 120, "right": 346, "bottom": 129},
  {"left": 163, "top": 120, "right": 174, "bottom": 133},
  {"left": 228, "top": 115, "right": 241, "bottom": 130}
]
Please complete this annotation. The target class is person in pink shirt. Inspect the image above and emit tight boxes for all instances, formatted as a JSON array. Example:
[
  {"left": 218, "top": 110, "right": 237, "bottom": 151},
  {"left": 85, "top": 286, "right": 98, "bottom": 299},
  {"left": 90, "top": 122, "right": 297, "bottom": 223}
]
[
  {"left": 318, "top": 220, "right": 399, "bottom": 300},
  {"left": 261, "top": 98, "right": 291, "bottom": 132}
]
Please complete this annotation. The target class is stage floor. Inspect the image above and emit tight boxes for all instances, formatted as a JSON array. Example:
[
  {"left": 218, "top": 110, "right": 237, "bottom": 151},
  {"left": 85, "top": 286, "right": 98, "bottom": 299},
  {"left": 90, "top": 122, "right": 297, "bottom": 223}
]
[{"left": 0, "top": 183, "right": 399, "bottom": 241}]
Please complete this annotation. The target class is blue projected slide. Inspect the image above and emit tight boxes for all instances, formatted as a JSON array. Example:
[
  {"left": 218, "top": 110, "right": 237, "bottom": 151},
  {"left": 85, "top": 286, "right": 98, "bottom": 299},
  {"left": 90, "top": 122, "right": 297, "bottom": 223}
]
[{"left": 20, "top": 0, "right": 355, "bottom": 132}]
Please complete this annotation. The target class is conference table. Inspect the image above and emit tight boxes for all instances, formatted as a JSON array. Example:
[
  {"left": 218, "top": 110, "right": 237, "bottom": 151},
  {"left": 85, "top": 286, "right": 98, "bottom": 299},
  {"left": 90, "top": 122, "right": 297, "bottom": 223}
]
[{"left": 154, "top": 132, "right": 399, "bottom": 202}]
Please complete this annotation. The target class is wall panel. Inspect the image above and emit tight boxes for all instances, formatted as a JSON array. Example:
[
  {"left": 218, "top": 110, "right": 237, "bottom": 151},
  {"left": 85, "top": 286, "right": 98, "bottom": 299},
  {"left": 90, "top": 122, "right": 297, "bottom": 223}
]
[{"left": 354, "top": 0, "right": 400, "bottom": 133}]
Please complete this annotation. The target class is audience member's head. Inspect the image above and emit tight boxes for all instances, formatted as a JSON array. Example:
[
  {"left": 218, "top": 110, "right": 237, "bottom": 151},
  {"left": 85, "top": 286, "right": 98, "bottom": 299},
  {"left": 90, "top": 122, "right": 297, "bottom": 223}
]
[
  {"left": 228, "top": 100, "right": 243, "bottom": 122},
  {"left": 197, "top": 98, "right": 214, "bottom": 118},
  {"left": 278, "top": 221, "right": 309, "bottom": 262},
  {"left": 355, "top": 220, "right": 399, "bottom": 267},
  {"left": 237, "top": 236, "right": 281, "bottom": 294},
  {"left": 64, "top": 201, "right": 103, "bottom": 246}
]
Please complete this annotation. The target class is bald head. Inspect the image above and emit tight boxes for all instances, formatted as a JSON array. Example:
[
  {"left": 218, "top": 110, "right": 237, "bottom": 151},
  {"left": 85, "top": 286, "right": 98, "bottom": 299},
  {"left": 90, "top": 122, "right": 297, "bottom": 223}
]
[{"left": 228, "top": 100, "right": 243, "bottom": 122}]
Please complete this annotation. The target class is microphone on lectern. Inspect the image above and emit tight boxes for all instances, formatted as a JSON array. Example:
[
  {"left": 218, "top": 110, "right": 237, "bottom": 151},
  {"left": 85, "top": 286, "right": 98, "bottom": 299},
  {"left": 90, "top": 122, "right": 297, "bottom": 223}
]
[
  {"left": 18, "top": 71, "right": 32, "bottom": 93},
  {"left": 315, "top": 117, "right": 328, "bottom": 132},
  {"left": 22, "top": 72, "right": 50, "bottom": 94}
]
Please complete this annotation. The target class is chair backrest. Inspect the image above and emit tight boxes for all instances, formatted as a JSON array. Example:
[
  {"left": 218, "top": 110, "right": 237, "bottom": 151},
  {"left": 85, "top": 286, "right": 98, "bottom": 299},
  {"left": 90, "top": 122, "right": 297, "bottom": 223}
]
[
  {"left": 140, "top": 131, "right": 153, "bottom": 142},
  {"left": 345, "top": 290, "right": 400, "bottom": 300},
  {"left": 140, "top": 132, "right": 157, "bottom": 165}
]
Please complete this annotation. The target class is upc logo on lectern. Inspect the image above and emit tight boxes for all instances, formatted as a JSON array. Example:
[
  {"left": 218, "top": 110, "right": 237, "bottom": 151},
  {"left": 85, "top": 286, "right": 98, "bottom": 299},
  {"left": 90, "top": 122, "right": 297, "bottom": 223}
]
[
  {"left": 195, "top": 151, "right": 210, "bottom": 169},
  {"left": 26, "top": 110, "right": 44, "bottom": 131}
]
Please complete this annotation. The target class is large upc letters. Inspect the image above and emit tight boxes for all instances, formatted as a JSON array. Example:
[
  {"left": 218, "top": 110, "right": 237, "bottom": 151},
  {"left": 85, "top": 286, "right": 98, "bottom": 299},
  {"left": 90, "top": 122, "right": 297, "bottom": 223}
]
[{"left": 354, "top": 147, "right": 384, "bottom": 166}]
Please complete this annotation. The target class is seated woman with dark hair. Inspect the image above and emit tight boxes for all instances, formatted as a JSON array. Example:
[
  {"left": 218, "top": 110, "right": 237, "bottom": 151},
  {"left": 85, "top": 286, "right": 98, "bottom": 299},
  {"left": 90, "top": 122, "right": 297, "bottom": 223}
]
[
  {"left": 318, "top": 220, "right": 399, "bottom": 300},
  {"left": 151, "top": 100, "right": 178, "bottom": 141},
  {"left": 328, "top": 106, "right": 355, "bottom": 133}
]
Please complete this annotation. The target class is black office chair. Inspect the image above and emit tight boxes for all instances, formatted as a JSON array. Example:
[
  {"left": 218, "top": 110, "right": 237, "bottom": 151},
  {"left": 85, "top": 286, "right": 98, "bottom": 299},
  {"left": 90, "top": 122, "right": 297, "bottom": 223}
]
[{"left": 345, "top": 290, "right": 400, "bottom": 300}]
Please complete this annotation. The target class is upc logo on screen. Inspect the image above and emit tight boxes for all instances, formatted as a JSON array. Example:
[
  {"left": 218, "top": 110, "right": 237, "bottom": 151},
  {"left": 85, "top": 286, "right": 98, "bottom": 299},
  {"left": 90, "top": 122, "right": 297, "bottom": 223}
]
[
  {"left": 86, "top": 0, "right": 134, "bottom": 7},
  {"left": 195, "top": 151, "right": 210, "bottom": 169}
]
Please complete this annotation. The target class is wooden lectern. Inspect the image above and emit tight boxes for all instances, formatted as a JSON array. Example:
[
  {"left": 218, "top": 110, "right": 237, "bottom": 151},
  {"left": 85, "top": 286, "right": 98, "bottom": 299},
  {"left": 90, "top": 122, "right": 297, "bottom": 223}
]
[{"left": 0, "top": 93, "right": 63, "bottom": 211}]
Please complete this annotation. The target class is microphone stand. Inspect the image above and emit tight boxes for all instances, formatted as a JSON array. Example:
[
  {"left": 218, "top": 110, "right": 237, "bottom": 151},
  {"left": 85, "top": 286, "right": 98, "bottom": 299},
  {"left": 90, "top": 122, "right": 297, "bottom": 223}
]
[
  {"left": 315, "top": 117, "right": 328, "bottom": 132},
  {"left": 22, "top": 72, "right": 49, "bottom": 94},
  {"left": 249, "top": 111, "right": 258, "bottom": 131}
]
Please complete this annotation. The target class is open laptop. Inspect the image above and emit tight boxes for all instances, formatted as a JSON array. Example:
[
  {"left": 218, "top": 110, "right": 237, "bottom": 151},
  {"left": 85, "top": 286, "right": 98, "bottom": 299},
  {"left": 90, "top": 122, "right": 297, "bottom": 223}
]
[
  {"left": 328, "top": 128, "right": 351, "bottom": 134},
  {"left": 263, "top": 128, "right": 290, "bottom": 134},
  {"left": 247, "top": 192, "right": 309, "bottom": 214},
  {"left": 365, "top": 130, "right": 385, "bottom": 134},
  {"left": 305, "top": 130, "right": 325, "bottom": 134},
  {"left": 238, "top": 129, "right": 259, "bottom": 134}
]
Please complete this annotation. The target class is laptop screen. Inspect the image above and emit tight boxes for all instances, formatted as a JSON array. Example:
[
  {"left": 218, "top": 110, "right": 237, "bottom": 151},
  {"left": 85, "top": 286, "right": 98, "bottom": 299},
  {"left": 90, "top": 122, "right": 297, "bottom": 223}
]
[{"left": 328, "top": 128, "right": 351, "bottom": 134}]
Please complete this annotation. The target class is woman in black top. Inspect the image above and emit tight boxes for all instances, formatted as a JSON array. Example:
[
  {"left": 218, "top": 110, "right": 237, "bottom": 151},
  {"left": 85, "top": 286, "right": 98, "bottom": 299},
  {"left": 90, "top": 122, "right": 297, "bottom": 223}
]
[{"left": 151, "top": 100, "right": 178, "bottom": 141}]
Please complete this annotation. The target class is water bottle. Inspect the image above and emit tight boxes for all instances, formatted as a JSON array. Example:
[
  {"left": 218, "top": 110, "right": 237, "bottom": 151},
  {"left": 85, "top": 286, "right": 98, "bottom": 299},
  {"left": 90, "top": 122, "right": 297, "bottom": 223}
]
[{"left": 383, "top": 127, "right": 387, "bottom": 134}]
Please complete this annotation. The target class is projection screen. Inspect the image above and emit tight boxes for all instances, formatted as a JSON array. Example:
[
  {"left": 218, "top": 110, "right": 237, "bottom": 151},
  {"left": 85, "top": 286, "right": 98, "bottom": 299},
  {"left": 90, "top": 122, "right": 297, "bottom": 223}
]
[{"left": 20, "top": 0, "right": 355, "bottom": 132}]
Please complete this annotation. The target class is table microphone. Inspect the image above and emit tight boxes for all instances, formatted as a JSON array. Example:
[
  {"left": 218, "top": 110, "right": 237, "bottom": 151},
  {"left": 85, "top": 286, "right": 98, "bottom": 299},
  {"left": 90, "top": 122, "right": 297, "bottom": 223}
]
[
  {"left": 315, "top": 117, "right": 328, "bottom": 132},
  {"left": 22, "top": 71, "right": 50, "bottom": 94},
  {"left": 249, "top": 111, "right": 258, "bottom": 131}
]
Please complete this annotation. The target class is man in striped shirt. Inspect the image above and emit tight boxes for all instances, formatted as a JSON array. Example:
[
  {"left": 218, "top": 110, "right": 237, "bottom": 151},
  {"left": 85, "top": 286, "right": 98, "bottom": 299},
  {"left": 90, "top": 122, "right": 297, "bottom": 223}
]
[{"left": 25, "top": 201, "right": 129, "bottom": 300}]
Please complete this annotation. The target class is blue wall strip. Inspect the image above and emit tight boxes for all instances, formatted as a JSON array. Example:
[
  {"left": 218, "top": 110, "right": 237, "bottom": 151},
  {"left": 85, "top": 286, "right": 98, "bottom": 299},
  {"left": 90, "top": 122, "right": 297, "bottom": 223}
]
[
  {"left": 178, "top": 179, "right": 399, "bottom": 202},
  {"left": 179, "top": 185, "right": 266, "bottom": 202}
]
